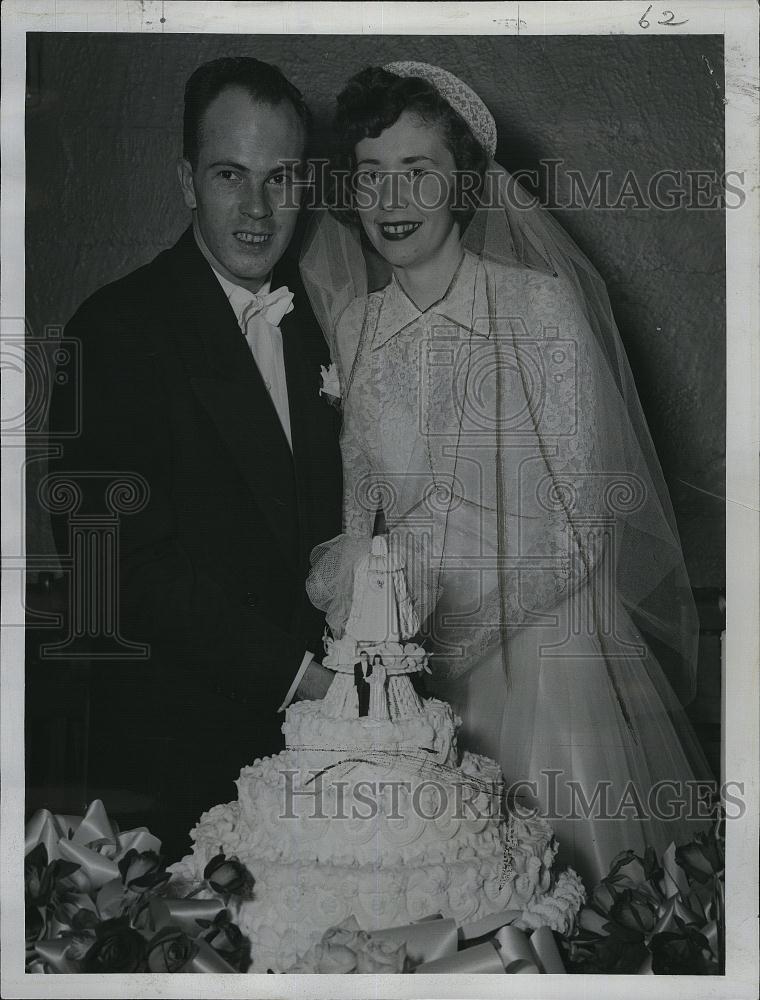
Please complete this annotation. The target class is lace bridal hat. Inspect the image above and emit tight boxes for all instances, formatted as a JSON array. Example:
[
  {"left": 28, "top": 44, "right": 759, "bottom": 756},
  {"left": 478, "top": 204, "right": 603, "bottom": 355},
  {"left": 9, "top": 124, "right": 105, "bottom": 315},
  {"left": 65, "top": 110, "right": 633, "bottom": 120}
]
[{"left": 384, "top": 60, "right": 498, "bottom": 158}]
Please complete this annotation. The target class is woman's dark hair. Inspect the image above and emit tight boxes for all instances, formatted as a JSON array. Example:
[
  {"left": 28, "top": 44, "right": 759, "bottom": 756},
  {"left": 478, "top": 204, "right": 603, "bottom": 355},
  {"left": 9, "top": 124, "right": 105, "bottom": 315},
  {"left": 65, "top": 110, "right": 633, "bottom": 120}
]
[
  {"left": 183, "top": 56, "right": 311, "bottom": 167},
  {"left": 331, "top": 66, "right": 490, "bottom": 225}
]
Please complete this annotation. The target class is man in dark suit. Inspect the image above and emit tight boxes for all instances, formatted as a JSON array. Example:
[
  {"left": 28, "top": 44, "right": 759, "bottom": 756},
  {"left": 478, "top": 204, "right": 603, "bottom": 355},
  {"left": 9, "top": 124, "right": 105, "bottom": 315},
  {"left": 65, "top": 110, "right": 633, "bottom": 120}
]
[
  {"left": 48, "top": 57, "right": 342, "bottom": 860},
  {"left": 354, "top": 652, "right": 372, "bottom": 718}
]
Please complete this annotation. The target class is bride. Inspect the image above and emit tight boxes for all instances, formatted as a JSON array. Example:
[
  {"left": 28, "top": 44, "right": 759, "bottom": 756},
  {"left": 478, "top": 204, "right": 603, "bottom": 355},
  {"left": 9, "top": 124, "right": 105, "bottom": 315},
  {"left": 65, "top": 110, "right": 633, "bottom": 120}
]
[{"left": 302, "top": 62, "right": 713, "bottom": 886}]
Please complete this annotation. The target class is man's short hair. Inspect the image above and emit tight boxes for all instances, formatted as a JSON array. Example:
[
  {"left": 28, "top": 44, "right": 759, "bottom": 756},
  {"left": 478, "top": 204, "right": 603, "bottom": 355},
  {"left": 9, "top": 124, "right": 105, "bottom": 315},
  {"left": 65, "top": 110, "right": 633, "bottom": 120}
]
[{"left": 183, "top": 56, "right": 311, "bottom": 167}]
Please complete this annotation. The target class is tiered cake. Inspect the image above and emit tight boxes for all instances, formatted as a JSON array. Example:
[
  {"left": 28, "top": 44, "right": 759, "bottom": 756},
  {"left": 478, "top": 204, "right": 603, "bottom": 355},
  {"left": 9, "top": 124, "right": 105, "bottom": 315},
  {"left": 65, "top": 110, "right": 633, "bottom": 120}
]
[{"left": 171, "top": 523, "right": 584, "bottom": 973}]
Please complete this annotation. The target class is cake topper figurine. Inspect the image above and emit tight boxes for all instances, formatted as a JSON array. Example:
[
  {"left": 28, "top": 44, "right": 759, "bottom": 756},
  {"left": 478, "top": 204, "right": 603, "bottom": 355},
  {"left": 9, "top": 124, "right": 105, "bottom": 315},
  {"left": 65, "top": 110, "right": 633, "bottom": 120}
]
[
  {"left": 343, "top": 508, "right": 420, "bottom": 645},
  {"left": 319, "top": 508, "right": 428, "bottom": 721},
  {"left": 354, "top": 650, "right": 373, "bottom": 717}
]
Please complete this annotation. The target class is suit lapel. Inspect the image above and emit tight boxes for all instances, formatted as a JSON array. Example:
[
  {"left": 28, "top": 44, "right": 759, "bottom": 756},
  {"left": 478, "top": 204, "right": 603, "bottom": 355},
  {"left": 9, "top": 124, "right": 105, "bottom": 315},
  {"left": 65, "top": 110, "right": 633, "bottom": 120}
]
[
  {"left": 163, "top": 228, "right": 299, "bottom": 572},
  {"left": 277, "top": 254, "right": 343, "bottom": 577}
]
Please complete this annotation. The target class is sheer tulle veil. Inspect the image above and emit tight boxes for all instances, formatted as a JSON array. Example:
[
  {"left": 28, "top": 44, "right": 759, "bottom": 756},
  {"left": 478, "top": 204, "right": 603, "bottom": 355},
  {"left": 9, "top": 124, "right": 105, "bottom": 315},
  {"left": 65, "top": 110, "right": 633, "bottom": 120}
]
[{"left": 300, "top": 65, "right": 712, "bottom": 879}]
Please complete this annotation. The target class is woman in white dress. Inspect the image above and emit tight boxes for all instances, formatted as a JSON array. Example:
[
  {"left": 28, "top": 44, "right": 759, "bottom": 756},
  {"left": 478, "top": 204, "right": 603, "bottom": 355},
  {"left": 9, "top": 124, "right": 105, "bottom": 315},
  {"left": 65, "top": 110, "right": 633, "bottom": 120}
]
[
  {"left": 368, "top": 655, "right": 390, "bottom": 721},
  {"left": 303, "top": 62, "right": 713, "bottom": 886}
]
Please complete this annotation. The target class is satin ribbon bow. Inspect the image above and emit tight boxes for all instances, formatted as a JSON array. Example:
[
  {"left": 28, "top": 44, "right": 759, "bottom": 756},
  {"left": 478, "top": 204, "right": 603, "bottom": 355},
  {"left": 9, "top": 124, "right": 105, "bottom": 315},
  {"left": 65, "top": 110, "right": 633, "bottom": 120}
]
[
  {"left": 25, "top": 799, "right": 161, "bottom": 882},
  {"left": 241, "top": 285, "right": 294, "bottom": 330},
  {"left": 348, "top": 910, "right": 566, "bottom": 974}
]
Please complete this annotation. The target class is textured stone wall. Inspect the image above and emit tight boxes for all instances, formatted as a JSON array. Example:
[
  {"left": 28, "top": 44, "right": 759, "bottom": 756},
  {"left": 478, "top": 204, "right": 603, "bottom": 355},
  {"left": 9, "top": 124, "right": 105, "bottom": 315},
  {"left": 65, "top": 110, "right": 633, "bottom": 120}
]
[{"left": 26, "top": 33, "right": 725, "bottom": 587}]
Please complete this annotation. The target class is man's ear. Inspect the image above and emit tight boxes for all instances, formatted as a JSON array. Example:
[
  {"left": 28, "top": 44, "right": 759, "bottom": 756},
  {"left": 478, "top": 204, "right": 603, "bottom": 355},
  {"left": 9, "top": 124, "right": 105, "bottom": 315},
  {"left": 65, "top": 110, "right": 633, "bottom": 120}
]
[{"left": 177, "top": 157, "right": 197, "bottom": 210}]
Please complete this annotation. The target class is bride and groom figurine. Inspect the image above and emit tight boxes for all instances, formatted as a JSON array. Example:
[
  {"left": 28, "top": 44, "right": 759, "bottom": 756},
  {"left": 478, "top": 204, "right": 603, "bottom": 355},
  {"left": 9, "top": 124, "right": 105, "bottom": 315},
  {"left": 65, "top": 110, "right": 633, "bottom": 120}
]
[
  {"left": 353, "top": 652, "right": 387, "bottom": 720},
  {"left": 53, "top": 53, "right": 713, "bottom": 881}
]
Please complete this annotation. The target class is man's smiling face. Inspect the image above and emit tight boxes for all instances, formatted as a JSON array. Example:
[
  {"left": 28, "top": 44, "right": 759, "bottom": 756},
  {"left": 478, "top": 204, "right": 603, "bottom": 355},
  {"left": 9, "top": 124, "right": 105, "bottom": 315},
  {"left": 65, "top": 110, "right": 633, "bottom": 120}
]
[{"left": 178, "top": 86, "right": 306, "bottom": 291}]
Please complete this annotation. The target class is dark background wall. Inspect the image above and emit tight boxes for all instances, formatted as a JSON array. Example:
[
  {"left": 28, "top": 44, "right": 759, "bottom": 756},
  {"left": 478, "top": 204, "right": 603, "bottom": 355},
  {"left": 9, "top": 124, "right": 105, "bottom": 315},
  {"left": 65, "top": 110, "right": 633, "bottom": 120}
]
[{"left": 26, "top": 32, "right": 725, "bottom": 590}]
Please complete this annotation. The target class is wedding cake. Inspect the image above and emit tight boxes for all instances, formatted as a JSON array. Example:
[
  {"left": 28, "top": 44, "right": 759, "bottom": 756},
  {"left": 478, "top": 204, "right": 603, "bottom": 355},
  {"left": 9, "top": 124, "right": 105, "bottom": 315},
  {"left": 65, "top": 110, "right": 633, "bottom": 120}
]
[{"left": 171, "top": 519, "right": 584, "bottom": 973}]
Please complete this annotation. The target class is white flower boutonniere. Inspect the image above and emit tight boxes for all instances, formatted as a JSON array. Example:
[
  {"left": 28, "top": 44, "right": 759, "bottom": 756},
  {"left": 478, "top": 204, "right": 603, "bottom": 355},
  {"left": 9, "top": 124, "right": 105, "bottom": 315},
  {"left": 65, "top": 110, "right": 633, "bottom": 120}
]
[{"left": 319, "top": 363, "right": 342, "bottom": 409}]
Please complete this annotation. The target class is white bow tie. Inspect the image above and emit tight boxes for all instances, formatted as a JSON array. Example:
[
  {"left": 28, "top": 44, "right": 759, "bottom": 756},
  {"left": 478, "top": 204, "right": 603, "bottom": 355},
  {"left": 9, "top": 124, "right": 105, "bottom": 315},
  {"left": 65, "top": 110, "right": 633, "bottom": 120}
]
[{"left": 240, "top": 285, "right": 294, "bottom": 330}]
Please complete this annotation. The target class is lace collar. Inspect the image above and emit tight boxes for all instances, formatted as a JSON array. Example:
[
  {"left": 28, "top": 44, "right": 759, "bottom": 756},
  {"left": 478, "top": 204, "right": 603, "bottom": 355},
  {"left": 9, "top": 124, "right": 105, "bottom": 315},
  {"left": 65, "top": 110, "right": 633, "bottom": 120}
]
[{"left": 372, "top": 250, "right": 491, "bottom": 349}]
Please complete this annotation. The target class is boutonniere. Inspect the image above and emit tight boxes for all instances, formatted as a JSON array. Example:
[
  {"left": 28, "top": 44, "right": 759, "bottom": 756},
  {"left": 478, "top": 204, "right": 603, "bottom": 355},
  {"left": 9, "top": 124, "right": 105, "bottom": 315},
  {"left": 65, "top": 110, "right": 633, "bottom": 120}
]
[{"left": 318, "top": 363, "right": 342, "bottom": 409}]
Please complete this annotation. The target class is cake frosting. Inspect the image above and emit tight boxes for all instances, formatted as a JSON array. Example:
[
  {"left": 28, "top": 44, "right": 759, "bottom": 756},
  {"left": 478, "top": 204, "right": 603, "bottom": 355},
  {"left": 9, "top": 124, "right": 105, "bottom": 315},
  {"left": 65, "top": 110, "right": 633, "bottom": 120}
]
[{"left": 171, "top": 522, "right": 584, "bottom": 972}]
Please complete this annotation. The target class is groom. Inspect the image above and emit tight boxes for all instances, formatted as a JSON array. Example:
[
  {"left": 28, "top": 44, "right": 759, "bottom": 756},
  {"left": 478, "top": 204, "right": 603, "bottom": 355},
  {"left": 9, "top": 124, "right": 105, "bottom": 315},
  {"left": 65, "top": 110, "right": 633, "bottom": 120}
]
[{"left": 48, "top": 57, "right": 341, "bottom": 859}]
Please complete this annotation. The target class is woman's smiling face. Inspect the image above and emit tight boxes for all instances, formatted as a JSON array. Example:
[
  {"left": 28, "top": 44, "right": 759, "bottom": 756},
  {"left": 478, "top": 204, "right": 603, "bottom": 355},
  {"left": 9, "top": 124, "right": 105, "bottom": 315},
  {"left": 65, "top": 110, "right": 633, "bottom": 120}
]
[{"left": 353, "top": 111, "right": 460, "bottom": 269}]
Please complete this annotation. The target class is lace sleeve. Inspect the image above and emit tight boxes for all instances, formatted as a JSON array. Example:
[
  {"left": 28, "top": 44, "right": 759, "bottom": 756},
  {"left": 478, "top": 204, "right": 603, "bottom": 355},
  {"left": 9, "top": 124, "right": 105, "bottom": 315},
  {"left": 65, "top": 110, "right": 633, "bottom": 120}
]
[
  {"left": 542, "top": 270, "right": 603, "bottom": 573},
  {"left": 434, "top": 269, "right": 607, "bottom": 679},
  {"left": 340, "top": 415, "right": 374, "bottom": 539},
  {"left": 500, "top": 268, "right": 606, "bottom": 625}
]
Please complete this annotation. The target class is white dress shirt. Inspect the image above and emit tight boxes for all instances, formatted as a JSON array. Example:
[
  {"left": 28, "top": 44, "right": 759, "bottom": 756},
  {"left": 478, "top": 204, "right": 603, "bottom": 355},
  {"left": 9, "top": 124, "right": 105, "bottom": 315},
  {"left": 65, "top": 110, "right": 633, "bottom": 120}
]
[{"left": 211, "top": 268, "right": 294, "bottom": 449}]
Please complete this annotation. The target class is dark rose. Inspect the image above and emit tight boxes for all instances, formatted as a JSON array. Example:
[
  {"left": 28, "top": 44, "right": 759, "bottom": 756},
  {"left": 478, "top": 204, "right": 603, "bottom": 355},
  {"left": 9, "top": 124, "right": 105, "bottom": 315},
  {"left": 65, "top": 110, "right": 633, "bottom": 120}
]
[
  {"left": 676, "top": 834, "right": 723, "bottom": 886},
  {"left": 70, "top": 908, "right": 101, "bottom": 933},
  {"left": 586, "top": 928, "right": 649, "bottom": 974},
  {"left": 641, "top": 844, "right": 663, "bottom": 883},
  {"left": 604, "top": 850, "right": 649, "bottom": 892},
  {"left": 24, "top": 844, "right": 47, "bottom": 904},
  {"left": 203, "top": 910, "right": 251, "bottom": 972},
  {"left": 588, "top": 881, "right": 616, "bottom": 916},
  {"left": 605, "top": 849, "right": 639, "bottom": 879},
  {"left": 609, "top": 890, "right": 657, "bottom": 935},
  {"left": 203, "top": 853, "right": 254, "bottom": 899},
  {"left": 118, "top": 849, "right": 170, "bottom": 891},
  {"left": 66, "top": 932, "right": 99, "bottom": 962},
  {"left": 82, "top": 917, "right": 146, "bottom": 973},
  {"left": 204, "top": 913, "right": 242, "bottom": 950},
  {"left": 25, "top": 843, "right": 80, "bottom": 909},
  {"left": 650, "top": 926, "right": 717, "bottom": 975},
  {"left": 146, "top": 927, "right": 199, "bottom": 973}
]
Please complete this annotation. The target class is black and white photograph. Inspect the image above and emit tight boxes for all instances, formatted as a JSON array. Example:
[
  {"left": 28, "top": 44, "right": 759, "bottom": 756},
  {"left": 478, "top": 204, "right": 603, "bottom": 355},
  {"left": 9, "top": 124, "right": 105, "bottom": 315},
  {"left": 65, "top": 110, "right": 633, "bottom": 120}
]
[{"left": 2, "top": 1, "right": 758, "bottom": 996}]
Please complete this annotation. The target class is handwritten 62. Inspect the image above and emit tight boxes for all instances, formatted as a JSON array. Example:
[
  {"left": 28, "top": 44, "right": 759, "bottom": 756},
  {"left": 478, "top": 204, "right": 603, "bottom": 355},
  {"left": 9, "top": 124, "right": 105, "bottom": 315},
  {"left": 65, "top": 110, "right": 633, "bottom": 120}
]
[{"left": 639, "top": 6, "right": 689, "bottom": 28}]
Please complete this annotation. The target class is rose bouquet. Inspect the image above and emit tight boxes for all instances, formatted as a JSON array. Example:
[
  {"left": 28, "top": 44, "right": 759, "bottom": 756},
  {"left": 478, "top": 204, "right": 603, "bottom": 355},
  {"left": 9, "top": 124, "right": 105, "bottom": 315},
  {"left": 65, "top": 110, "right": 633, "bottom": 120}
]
[
  {"left": 559, "top": 815, "right": 725, "bottom": 974},
  {"left": 25, "top": 800, "right": 254, "bottom": 974}
]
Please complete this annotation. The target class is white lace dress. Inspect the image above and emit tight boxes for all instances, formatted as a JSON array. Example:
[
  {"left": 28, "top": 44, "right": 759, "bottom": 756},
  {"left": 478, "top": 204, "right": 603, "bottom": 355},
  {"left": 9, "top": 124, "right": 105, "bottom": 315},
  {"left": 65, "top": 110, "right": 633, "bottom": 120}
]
[{"left": 310, "top": 250, "right": 711, "bottom": 886}]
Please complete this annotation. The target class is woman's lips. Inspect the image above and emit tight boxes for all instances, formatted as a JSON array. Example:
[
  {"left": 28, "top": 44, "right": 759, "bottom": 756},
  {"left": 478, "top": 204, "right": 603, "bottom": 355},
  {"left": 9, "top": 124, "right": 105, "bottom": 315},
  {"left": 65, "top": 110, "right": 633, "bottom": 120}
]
[{"left": 378, "top": 221, "right": 422, "bottom": 241}]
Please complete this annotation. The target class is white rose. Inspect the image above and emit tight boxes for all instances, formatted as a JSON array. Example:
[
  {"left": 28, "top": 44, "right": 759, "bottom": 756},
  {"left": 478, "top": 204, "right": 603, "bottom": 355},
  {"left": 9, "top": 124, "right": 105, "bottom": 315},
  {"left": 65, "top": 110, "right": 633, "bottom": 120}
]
[{"left": 319, "top": 363, "right": 341, "bottom": 402}]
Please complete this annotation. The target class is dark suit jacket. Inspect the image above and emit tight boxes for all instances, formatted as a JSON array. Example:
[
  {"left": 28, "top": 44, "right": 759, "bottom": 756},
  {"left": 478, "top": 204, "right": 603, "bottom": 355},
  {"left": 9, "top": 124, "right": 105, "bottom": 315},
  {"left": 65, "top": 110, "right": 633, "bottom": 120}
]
[{"left": 48, "top": 227, "right": 342, "bottom": 841}]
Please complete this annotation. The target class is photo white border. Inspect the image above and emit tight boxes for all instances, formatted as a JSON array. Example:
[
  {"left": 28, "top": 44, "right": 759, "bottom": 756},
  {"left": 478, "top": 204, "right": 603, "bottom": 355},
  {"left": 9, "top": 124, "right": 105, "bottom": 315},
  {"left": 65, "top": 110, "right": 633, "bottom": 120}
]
[{"left": 2, "top": 2, "right": 758, "bottom": 998}]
